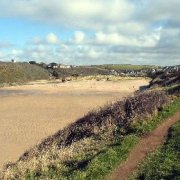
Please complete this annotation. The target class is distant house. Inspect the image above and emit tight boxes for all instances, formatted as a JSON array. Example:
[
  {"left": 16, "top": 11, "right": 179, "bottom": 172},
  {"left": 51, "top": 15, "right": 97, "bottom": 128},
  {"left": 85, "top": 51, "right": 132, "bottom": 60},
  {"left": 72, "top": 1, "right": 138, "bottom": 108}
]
[
  {"left": 47, "top": 63, "right": 58, "bottom": 69},
  {"left": 59, "top": 64, "right": 71, "bottom": 69}
]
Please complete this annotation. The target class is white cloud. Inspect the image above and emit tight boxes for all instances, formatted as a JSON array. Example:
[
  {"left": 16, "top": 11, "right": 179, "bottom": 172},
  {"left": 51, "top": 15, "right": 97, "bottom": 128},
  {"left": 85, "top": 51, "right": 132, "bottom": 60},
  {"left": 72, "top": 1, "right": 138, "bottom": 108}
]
[
  {"left": 95, "top": 31, "right": 160, "bottom": 47},
  {"left": 0, "top": 0, "right": 180, "bottom": 65},
  {"left": 72, "top": 31, "right": 86, "bottom": 44},
  {"left": 88, "top": 49, "right": 101, "bottom": 59},
  {"left": 0, "top": 41, "right": 13, "bottom": 48},
  {"left": 0, "top": 0, "right": 135, "bottom": 31},
  {"left": 46, "top": 33, "right": 59, "bottom": 44},
  {"left": 29, "top": 33, "right": 60, "bottom": 45},
  {"left": 135, "top": 0, "right": 180, "bottom": 24},
  {"left": 11, "top": 49, "right": 23, "bottom": 56},
  {"left": 0, "top": 51, "right": 5, "bottom": 59}
]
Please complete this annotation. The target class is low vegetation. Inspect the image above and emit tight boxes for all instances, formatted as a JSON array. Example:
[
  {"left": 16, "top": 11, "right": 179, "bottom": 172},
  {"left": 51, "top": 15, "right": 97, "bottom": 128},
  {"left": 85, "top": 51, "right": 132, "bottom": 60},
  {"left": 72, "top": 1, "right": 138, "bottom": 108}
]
[
  {"left": 0, "top": 62, "right": 49, "bottom": 85},
  {"left": 130, "top": 97, "right": 180, "bottom": 136},
  {"left": 131, "top": 120, "right": 180, "bottom": 180},
  {"left": 69, "top": 75, "right": 146, "bottom": 82},
  {"left": 149, "top": 70, "right": 180, "bottom": 88}
]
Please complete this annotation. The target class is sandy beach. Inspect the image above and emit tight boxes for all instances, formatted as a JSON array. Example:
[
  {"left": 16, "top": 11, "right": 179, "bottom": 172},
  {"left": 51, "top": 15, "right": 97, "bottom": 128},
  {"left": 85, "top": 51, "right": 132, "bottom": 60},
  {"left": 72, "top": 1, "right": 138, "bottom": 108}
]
[{"left": 0, "top": 79, "right": 149, "bottom": 169}]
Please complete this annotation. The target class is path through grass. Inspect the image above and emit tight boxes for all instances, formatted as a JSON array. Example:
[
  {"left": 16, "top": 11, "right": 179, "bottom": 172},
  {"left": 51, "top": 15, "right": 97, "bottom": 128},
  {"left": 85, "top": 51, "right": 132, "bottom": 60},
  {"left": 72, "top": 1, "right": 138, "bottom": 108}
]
[{"left": 131, "top": 120, "right": 180, "bottom": 179}]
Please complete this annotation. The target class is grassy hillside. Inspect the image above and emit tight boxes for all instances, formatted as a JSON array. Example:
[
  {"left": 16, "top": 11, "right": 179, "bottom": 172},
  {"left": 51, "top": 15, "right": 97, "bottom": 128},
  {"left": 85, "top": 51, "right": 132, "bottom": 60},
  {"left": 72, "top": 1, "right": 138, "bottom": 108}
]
[
  {"left": 48, "top": 66, "right": 110, "bottom": 78},
  {"left": 132, "top": 120, "right": 180, "bottom": 180},
  {"left": 48, "top": 64, "right": 157, "bottom": 78},
  {"left": 0, "top": 62, "right": 49, "bottom": 85},
  {"left": 95, "top": 64, "right": 158, "bottom": 71}
]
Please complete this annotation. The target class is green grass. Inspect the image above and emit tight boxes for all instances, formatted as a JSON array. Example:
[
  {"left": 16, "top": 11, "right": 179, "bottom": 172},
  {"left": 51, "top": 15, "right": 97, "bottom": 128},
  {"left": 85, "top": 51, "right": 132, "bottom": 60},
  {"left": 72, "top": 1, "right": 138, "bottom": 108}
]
[
  {"left": 69, "top": 135, "right": 139, "bottom": 180},
  {"left": 68, "top": 99, "right": 180, "bottom": 180},
  {"left": 97, "top": 64, "right": 158, "bottom": 71},
  {"left": 24, "top": 135, "right": 139, "bottom": 180},
  {"left": 24, "top": 98, "right": 180, "bottom": 180},
  {"left": 130, "top": 120, "right": 180, "bottom": 180}
]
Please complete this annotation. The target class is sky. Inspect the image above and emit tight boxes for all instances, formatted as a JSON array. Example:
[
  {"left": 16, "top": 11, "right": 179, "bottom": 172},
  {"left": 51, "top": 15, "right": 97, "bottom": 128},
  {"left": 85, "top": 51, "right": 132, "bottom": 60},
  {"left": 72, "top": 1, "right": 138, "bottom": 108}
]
[{"left": 0, "top": 0, "right": 180, "bottom": 65}]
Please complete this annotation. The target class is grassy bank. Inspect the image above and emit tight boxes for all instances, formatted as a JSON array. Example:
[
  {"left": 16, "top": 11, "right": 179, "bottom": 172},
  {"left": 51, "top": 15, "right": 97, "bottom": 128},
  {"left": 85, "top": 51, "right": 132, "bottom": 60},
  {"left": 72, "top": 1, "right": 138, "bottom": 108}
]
[
  {"left": 0, "top": 62, "right": 49, "bottom": 85},
  {"left": 68, "top": 99, "right": 180, "bottom": 180},
  {"left": 69, "top": 98, "right": 180, "bottom": 180},
  {"left": 131, "top": 120, "right": 180, "bottom": 180}
]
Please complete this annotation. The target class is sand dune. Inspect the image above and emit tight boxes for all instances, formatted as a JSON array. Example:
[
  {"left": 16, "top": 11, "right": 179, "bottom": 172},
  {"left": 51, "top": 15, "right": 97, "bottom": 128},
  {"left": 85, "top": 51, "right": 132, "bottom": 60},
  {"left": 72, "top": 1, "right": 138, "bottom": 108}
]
[{"left": 0, "top": 79, "right": 149, "bottom": 169}]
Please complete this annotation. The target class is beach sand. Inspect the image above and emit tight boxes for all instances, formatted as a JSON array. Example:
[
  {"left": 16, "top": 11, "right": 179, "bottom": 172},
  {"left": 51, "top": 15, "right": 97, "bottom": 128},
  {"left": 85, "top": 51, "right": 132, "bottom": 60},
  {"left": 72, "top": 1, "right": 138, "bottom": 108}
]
[{"left": 0, "top": 79, "right": 149, "bottom": 169}]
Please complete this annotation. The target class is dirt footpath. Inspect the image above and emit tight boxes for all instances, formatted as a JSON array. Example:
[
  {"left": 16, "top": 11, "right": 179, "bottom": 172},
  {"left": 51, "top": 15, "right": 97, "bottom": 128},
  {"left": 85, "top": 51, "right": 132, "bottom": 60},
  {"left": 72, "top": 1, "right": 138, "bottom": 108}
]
[
  {"left": 0, "top": 79, "right": 148, "bottom": 169},
  {"left": 109, "top": 111, "right": 180, "bottom": 180}
]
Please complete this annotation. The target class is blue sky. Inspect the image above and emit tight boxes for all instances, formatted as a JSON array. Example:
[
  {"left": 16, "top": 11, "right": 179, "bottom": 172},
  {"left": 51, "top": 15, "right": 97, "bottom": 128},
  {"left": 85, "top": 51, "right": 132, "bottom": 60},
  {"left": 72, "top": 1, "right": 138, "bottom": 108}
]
[{"left": 0, "top": 0, "right": 180, "bottom": 65}]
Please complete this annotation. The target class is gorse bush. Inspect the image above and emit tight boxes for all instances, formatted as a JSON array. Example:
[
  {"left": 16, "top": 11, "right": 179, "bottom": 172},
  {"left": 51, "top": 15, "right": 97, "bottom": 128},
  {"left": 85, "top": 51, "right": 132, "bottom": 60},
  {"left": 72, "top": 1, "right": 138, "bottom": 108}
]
[{"left": 0, "top": 62, "right": 49, "bottom": 84}]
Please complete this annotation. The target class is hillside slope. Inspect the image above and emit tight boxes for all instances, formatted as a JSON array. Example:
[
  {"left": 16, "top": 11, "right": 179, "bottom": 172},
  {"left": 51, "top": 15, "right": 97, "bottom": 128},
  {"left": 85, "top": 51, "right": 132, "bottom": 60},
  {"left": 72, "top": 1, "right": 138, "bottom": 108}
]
[{"left": 0, "top": 62, "right": 49, "bottom": 84}]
